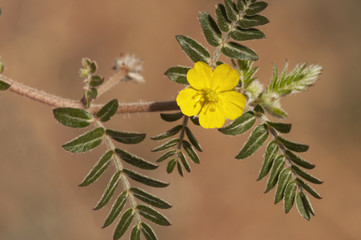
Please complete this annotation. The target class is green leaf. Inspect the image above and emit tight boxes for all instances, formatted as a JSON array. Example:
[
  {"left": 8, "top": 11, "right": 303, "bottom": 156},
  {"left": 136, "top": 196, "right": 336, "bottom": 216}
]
[
  {"left": 113, "top": 208, "right": 134, "bottom": 240},
  {"left": 286, "top": 150, "right": 315, "bottom": 169},
  {"left": 199, "top": 12, "right": 222, "bottom": 47},
  {"left": 264, "top": 155, "right": 285, "bottom": 193},
  {"left": 106, "top": 129, "right": 146, "bottom": 144},
  {"left": 151, "top": 138, "right": 179, "bottom": 152},
  {"left": 222, "top": 42, "right": 258, "bottom": 61},
  {"left": 96, "top": 99, "right": 118, "bottom": 122},
  {"left": 141, "top": 222, "right": 157, "bottom": 240},
  {"left": 277, "top": 136, "right": 309, "bottom": 152},
  {"left": 130, "top": 225, "right": 141, "bottom": 240},
  {"left": 300, "top": 192, "right": 315, "bottom": 216},
  {"left": 156, "top": 150, "right": 177, "bottom": 163},
  {"left": 264, "top": 104, "right": 288, "bottom": 119},
  {"left": 266, "top": 121, "right": 292, "bottom": 134},
  {"left": 0, "top": 58, "right": 4, "bottom": 73},
  {"left": 177, "top": 161, "right": 184, "bottom": 177},
  {"left": 246, "top": 2, "right": 268, "bottom": 15},
  {"left": 238, "top": 15, "right": 269, "bottom": 29},
  {"left": 164, "top": 66, "right": 190, "bottom": 84},
  {"left": 178, "top": 151, "right": 191, "bottom": 172},
  {"left": 93, "top": 171, "right": 121, "bottom": 210},
  {"left": 230, "top": 27, "right": 265, "bottom": 41},
  {"left": 0, "top": 79, "right": 10, "bottom": 90},
  {"left": 190, "top": 116, "right": 200, "bottom": 126},
  {"left": 182, "top": 140, "right": 200, "bottom": 164},
  {"left": 123, "top": 169, "right": 169, "bottom": 188},
  {"left": 236, "top": 124, "right": 269, "bottom": 159},
  {"left": 216, "top": 4, "right": 231, "bottom": 32},
  {"left": 151, "top": 125, "right": 183, "bottom": 141},
  {"left": 274, "top": 168, "right": 292, "bottom": 204},
  {"left": 219, "top": 111, "right": 256, "bottom": 136},
  {"left": 63, "top": 127, "right": 105, "bottom": 153},
  {"left": 102, "top": 191, "right": 127, "bottom": 228},
  {"left": 296, "top": 192, "right": 310, "bottom": 220},
  {"left": 79, "top": 150, "right": 113, "bottom": 187},
  {"left": 130, "top": 187, "right": 172, "bottom": 209},
  {"left": 185, "top": 127, "right": 202, "bottom": 152},
  {"left": 284, "top": 181, "right": 297, "bottom": 213},
  {"left": 90, "top": 75, "right": 104, "bottom": 87},
  {"left": 160, "top": 112, "right": 184, "bottom": 122},
  {"left": 224, "top": 0, "right": 238, "bottom": 21},
  {"left": 115, "top": 148, "right": 158, "bottom": 170},
  {"left": 137, "top": 205, "right": 171, "bottom": 226},
  {"left": 53, "top": 107, "right": 93, "bottom": 128},
  {"left": 257, "top": 140, "right": 278, "bottom": 181},
  {"left": 176, "top": 35, "right": 210, "bottom": 63},
  {"left": 292, "top": 165, "right": 323, "bottom": 184},
  {"left": 167, "top": 159, "right": 177, "bottom": 174},
  {"left": 236, "top": 0, "right": 246, "bottom": 10},
  {"left": 296, "top": 178, "right": 322, "bottom": 199}
]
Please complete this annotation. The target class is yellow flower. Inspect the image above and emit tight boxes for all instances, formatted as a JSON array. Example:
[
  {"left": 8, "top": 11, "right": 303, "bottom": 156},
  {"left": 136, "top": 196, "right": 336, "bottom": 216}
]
[{"left": 176, "top": 61, "right": 246, "bottom": 129}]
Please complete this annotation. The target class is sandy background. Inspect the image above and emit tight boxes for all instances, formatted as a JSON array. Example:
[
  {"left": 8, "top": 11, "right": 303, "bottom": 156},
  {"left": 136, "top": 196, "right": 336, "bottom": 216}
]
[{"left": 1, "top": 0, "right": 361, "bottom": 239}]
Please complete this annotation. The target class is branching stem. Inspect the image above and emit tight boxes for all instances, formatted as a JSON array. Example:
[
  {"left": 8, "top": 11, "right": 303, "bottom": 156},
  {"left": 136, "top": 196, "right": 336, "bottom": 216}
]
[{"left": 0, "top": 74, "right": 179, "bottom": 114}]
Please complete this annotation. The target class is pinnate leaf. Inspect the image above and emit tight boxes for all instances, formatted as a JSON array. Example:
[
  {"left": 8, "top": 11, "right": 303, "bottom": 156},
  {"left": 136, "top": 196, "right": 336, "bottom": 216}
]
[
  {"left": 123, "top": 169, "right": 169, "bottom": 188},
  {"left": 160, "top": 112, "right": 184, "bottom": 122},
  {"left": 274, "top": 168, "right": 292, "bottom": 204},
  {"left": 93, "top": 171, "right": 121, "bottom": 210},
  {"left": 141, "top": 222, "right": 157, "bottom": 240},
  {"left": 151, "top": 125, "right": 183, "bottom": 141},
  {"left": 182, "top": 140, "right": 200, "bottom": 164},
  {"left": 106, "top": 129, "right": 146, "bottom": 144},
  {"left": 246, "top": 2, "right": 268, "bottom": 16},
  {"left": 230, "top": 27, "right": 265, "bottom": 41},
  {"left": 185, "top": 127, "right": 202, "bottom": 152},
  {"left": 284, "top": 181, "right": 297, "bottom": 213},
  {"left": 164, "top": 66, "right": 190, "bottom": 85},
  {"left": 96, "top": 99, "right": 118, "bottom": 122},
  {"left": 222, "top": 42, "right": 258, "bottom": 61},
  {"left": 219, "top": 111, "right": 256, "bottom": 135},
  {"left": 296, "top": 192, "right": 311, "bottom": 220},
  {"left": 79, "top": 150, "right": 113, "bottom": 187},
  {"left": 102, "top": 191, "right": 127, "bottom": 228},
  {"left": 0, "top": 79, "right": 10, "bottom": 90},
  {"left": 199, "top": 12, "right": 222, "bottom": 47},
  {"left": 131, "top": 187, "right": 172, "bottom": 209},
  {"left": 113, "top": 208, "right": 134, "bottom": 240},
  {"left": 292, "top": 165, "right": 323, "bottom": 184},
  {"left": 286, "top": 150, "right": 315, "bottom": 169},
  {"left": 178, "top": 151, "right": 191, "bottom": 172},
  {"left": 238, "top": 15, "right": 269, "bottom": 29},
  {"left": 130, "top": 226, "right": 141, "bottom": 240},
  {"left": 266, "top": 121, "right": 292, "bottom": 134},
  {"left": 63, "top": 127, "right": 104, "bottom": 153},
  {"left": 167, "top": 159, "right": 177, "bottom": 174},
  {"left": 224, "top": 0, "right": 238, "bottom": 21},
  {"left": 156, "top": 150, "right": 177, "bottom": 163},
  {"left": 236, "top": 124, "right": 269, "bottom": 159},
  {"left": 257, "top": 140, "right": 278, "bottom": 181},
  {"left": 115, "top": 148, "right": 158, "bottom": 170},
  {"left": 176, "top": 35, "right": 210, "bottom": 63},
  {"left": 277, "top": 136, "right": 309, "bottom": 152},
  {"left": 264, "top": 155, "right": 285, "bottom": 193},
  {"left": 216, "top": 4, "right": 231, "bottom": 32},
  {"left": 137, "top": 205, "right": 171, "bottom": 226},
  {"left": 53, "top": 107, "right": 93, "bottom": 128},
  {"left": 296, "top": 178, "right": 322, "bottom": 199},
  {"left": 151, "top": 138, "right": 179, "bottom": 152}
]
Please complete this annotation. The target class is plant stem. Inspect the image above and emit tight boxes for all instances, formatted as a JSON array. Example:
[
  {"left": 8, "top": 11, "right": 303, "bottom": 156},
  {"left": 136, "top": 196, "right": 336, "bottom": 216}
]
[{"left": 0, "top": 74, "right": 179, "bottom": 114}]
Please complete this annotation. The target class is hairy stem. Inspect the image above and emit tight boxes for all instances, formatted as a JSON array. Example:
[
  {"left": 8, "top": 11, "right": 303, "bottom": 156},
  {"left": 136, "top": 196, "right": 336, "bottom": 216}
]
[{"left": 0, "top": 74, "right": 179, "bottom": 114}]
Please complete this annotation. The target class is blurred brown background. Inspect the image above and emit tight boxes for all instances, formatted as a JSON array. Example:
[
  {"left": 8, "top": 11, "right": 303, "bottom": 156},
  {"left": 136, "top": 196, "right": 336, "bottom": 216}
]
[{"left": 1, "top": 0, "right": 360, "bottom": 239}]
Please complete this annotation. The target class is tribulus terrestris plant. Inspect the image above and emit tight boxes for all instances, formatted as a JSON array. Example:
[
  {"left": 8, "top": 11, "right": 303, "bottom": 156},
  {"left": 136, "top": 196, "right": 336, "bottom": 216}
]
[{"left": 0, "top": 0, "right": 323, "bottom": 239}]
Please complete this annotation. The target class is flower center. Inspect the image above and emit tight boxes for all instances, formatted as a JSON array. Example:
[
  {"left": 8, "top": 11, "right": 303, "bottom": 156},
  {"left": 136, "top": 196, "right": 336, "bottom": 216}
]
[{"left": 202, "top": 89, "right": 219, "bottom": 103}]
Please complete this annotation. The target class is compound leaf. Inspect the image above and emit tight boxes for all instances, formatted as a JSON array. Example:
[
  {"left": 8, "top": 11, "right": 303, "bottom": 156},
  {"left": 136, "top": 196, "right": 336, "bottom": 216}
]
[
  {"left": 79, "top": 150, "right": 113, "bottom": 187},
  {"left": 274, "top": 168, "right": 292, "bottom": 204},
  {"left": 115, "top": 148, "right": 158, "bottom": 170},
  {"left": 296, "top": 192, "right": 311, "bottom": 220},
  {"left": 230, "top": 27, "right": 265, "bottom": 41},
  {"left": 141, "top": 222, "right": 157, "bottom": 240},
  {"left": 266, "top": 121, "right": 292, "bottom": 134},
  {"left": 164, "top": 66, "right": 190, "bottom": 85},
  {"left": 102, "top": 191, "right": 127, "bottom": 228},
  {"left": 113, "top": 208, "right": 134, "bottom": 240},
  {"left": 130, "top": 225, "right": 141, "bottom": 240},
  {"left": 63, "top": 127, "right": 104, "bottom": 153},
  {"left": 257, "top": 140, "right": 278, "bottom": 181},
  {"left": 238, "top": 15, "right": 269, "bottom": 29},
  {"left": 286, "top": 150, "right": 315, "bottom": 169},
  {"left": 182, "top": 140, "right": 200, "bottom": 164},
  {"left": 156, "top": 150, "right": 177, "bottom": 163},
  {"left": 246, "top": 1, "right": 268, "bottom": 16},
  {"left": 93, "top": 171, "right": 121, "bottom": 210},
  {"left": 292, "top": 165, "right": 323, "bottom": 184},
  {"left": 284, "top": 181, "right": 297, "bottom": 213},
  {"left": 123, "top": 169, "right": 169, "bottom": 188},
  {"left": 160, "top": 112, "right": 184, "bottom": 122},
  {"left": 137, "top": 205, "right": 171, "bottom": 226},
  {"left": 53, "top": 107, "right": 93, "bottom": 128},
  {"left": 222, "top": 42, "right": 258, "bottom": 61},
  {"left": 277, "top": 136, "right": 309, "bottom": 152},
  {"left": 151, "top": 125, "right": 183, "bottom": 141},
  {"left": 185, "top": 127, "right": 202, "bottom": 152},
  {"left": 151, "top": 138, "right": 179, "bottom": 152},
  {"left": 96, "top": 99, "right": 118, "bottom": 122},
  {"left": 199, "top": 12, "right": 222, "bottom": 47},
  {"left": 130, "top": 187, "right": 172, "bottom": 209},
  {"left": 176, "top": 35, "right": 210, "bottom": 63},
  {"left": 264, "top": 155, "right": 285, "bottom": 193},
  {"left": 236, "top": 124, "right": 268, "bottom": 159},
  {"left": 216, "top": 4, "right": 231, "bottom": 32},
  {"left": 219, "top": 111, "right": 256, "bottom": 135},
  {"left": 106, "top": 129, "right": 146, "bottom": 144},
  {"left": 296, "top": 178, "right": 322, "bottom": 199}
]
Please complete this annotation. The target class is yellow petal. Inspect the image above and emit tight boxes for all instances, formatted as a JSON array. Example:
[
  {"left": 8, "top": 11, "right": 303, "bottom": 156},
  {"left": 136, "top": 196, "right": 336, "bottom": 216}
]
[
  {"left": 187, "top": 61, "right": 213, "bottom": 90},
  {"left": 218, "top": 91, "right": 246, "bottom": 120},
  {"left": 199, "top": 103, "right": 225, "bottom": 129},
  {"left": 176, "top": 87, "right": 203, "bottom": 116},
  {"left": 212, "top": 64, "right": 240, "bottom": 92}
]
